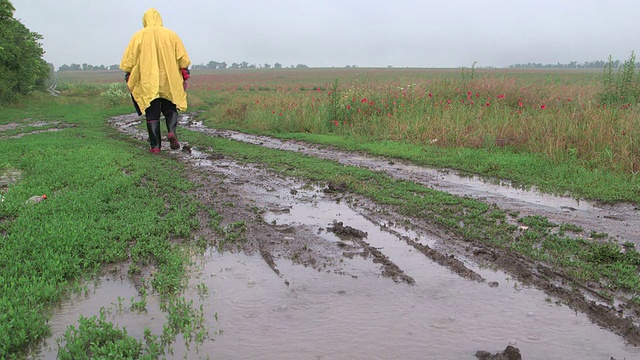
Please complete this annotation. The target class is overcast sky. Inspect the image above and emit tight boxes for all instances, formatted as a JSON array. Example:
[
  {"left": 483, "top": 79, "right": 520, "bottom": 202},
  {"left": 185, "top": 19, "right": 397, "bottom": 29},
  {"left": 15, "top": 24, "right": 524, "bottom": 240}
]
[{"left": 11, "top": 0, "right": 640, "bottom": 69}]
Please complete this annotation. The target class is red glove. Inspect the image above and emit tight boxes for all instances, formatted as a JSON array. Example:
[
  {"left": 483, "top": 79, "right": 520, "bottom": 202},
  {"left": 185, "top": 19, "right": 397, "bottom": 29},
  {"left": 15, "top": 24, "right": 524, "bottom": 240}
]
[
  {"left": 180, "top": 68, "right": 190, "bottom": 90},
  {"left": 180, "top": 68, "right": 190, "bottom": 80}
]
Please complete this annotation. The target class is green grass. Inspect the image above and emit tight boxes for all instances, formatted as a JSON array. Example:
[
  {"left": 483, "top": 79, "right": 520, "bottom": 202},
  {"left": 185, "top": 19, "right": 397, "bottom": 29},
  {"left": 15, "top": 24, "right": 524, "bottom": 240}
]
[{"left": 1, "top": 95, "right": 202, "bottom": 357}]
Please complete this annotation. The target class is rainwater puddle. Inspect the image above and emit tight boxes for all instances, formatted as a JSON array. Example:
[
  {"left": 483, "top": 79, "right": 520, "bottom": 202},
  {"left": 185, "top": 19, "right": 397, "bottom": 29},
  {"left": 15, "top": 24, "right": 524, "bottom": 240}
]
[
  {"left": 183, "top": 123, "right": 593, "bottom": 213},
  {"left": 190, "top": 253, "right": 640, "bottom": 359},
  {"left": 36, "top": 278, "right": 167, "bottom": 359},
  {"left": 0, "top": 169, "right": 21, "bottom": 187},
  {"left": 36, "top": 191, "right": 640, "bottom": 359}
]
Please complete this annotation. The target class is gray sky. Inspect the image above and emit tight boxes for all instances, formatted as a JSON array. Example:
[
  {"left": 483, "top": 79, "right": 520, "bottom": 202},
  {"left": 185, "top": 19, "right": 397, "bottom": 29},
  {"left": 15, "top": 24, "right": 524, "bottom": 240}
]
[{"left": 11, "top": 0, "right": 640, "bottom": 69}]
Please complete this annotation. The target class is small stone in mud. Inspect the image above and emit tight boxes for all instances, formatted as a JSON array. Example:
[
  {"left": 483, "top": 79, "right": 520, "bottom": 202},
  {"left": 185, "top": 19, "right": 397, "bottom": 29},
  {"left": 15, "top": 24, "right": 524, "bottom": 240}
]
[
  {"left": 290, "top": 189, "right": 298, "bottom": 195},
  {"left": 328, "top": 221, "right": 367, "bottom": 239},
  {"left": 324, "top": 181, "right": 347, "bottom": 193},
  {"left": 181, "top": 144, "right": 192, "bottom": 153},
  {"left": 475, "top": 345, "right": 522, "bottom": 360},
  {"left": 488, "top": 281, "right": 499, "bottom": 287}
]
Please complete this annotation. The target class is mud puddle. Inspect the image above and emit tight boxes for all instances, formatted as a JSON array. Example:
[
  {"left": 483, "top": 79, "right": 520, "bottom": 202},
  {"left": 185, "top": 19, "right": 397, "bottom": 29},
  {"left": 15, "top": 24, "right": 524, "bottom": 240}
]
[
  {"left": 39, "top": 251, "right": 640, "bottom": 359},
  {"left": 182, "top": 118, "right": 640, "bottom": 246},
  {"left": 61, "top": 113, "right": 640, "bottom": 358}
]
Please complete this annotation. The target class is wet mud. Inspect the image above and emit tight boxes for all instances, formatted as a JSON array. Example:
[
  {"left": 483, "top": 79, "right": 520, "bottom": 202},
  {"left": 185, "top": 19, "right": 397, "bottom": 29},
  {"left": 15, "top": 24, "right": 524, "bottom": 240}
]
[
  {"left": 0, "top": 121, "right": 76, "bottom": 139},
  {"left": 38, "top": 113, "right": 640, "bottom": 358}
]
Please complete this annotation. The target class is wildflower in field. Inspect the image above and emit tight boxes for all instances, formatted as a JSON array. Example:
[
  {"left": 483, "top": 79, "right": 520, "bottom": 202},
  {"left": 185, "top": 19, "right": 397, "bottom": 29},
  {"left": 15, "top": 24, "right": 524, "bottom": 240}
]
[
  {"left": 428, "top": 93, "right": 432, "bottom": 98},
  {"left": 272, "top": 111, "right": 276, "bottom": 114},
  {"left": 567, "top": 97, "right": 572, "bottom": 101},
  {"left": 256, "top": 100, "right": 260, "bottom": 103},
  {"left": 446, "top": 99, "right": 452, "bottom": 104},
  {"left": 361, "top": 98, "right": 368, "bottom": 103},
  {"left": 333, "top": 120, "right": 339, "bottom": 126},
  {"left": 485, "top": 102, "right": 490, "bottom": 107},
  {"left": 497, "top": 94, "right": 505, "bottom": 99},
  {"left": 540, "top": 105, "right": 546, "bottom": 110},
  {"left": 347, "top": 105, "right": 351, "bottom": 109},
  {"left": 476, "top": 93, "right": 480, "bottom": 98},
  {"left": 279, "top": 112, "right": 283, "bottom": 116}
]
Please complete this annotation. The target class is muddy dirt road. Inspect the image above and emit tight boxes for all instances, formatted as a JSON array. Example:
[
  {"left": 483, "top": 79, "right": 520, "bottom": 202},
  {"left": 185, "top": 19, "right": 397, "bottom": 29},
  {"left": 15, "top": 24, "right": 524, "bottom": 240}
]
[{"left": 39, "top": 114, "right": 640, "bottom": 359}]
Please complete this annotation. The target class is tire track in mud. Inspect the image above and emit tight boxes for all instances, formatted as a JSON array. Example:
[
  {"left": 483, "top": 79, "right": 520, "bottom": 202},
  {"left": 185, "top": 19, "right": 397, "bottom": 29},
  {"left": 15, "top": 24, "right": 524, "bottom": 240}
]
[
  {"left": 109, "top": 113, "right": 640, "bottom": 347},
  {"left": 181, "top": 116, "right": 640, "bottom": 247}
]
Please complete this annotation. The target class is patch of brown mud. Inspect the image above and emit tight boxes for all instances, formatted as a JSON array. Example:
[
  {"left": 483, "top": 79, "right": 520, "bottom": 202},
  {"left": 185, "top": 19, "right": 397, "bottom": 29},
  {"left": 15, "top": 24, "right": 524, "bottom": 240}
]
[
  {"left": 328, "top": 221, "right": 415, "bottom": 284},
  {"left": 0, "top": 122, "right": 22, "bottom": 131},
  {"left": 2, "top": 123, "right": 77, "bottom": 139},
  {"left": 109, "top": 113, "right": 640, "bottom": 347}
]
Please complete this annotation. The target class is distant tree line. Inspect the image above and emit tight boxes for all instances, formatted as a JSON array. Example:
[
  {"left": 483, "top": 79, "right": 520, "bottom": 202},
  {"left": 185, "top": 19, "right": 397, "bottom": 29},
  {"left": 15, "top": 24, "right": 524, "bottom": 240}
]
[
  {"left": 57, "top": 61, "right": 309, "bottom": 71},
  {"left": 58, "top": 63, "right": 120, "bottom": 71},
  {"left": 508, "top": 60, "right": 638, "bottom": 69}
]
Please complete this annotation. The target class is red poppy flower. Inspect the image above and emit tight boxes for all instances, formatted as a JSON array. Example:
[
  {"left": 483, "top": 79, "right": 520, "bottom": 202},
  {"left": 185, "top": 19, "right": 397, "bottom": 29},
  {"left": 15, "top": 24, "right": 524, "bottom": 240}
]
[
  {"left": 518, "top": 101, "right": 523, "bottom": 107},
  {"left": 497, "top": 94, "right": 505, "bottom": 99},
  {"left": 540, "top": 105, "right": 546, "bottom": 110}
]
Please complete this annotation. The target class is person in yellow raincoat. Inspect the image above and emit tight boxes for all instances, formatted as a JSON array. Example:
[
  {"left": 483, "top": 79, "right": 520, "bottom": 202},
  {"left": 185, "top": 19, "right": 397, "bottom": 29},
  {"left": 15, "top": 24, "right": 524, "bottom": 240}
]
[{"left": 120, "top": 8, "right": 191, "bottom": 153}]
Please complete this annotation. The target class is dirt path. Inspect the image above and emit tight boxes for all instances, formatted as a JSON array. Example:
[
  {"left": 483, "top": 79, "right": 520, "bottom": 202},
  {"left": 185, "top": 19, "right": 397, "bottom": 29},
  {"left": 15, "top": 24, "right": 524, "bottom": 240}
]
[{"left": 106, "top": 113, "right": 640, "bottom": 357}]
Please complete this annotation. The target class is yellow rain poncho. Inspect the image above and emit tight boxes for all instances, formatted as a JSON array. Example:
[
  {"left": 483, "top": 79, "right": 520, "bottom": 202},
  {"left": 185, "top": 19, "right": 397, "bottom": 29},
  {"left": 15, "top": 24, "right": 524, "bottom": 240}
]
[{"left": 120, "top": 8, "right": 190, "bottom": 114}]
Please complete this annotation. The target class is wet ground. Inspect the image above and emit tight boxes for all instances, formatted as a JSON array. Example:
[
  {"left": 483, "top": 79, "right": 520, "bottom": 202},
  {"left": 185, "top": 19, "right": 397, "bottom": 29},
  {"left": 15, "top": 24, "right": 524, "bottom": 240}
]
[{"left": 36, "top": 114, "right": 640, "bottom": 358}]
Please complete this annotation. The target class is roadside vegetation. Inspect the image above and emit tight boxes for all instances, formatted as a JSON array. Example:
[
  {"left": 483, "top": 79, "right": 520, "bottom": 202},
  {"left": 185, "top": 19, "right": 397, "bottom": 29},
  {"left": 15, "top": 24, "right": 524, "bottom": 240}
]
[
  {"left": 193, "top": 60, "right": 640, "bottom": 203},
  {"left": 1, "top": 92, "right": 208, "bottom": 358},
  {"left": 3, "top": 61, "right": 640, "bottom": 356}
]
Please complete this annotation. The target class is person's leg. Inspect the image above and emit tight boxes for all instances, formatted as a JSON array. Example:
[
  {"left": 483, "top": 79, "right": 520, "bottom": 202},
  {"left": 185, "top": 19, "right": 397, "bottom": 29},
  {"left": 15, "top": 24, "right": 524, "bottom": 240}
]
[
  {"left": 160, "top": 99, "right": 180, "bottom": 149},
  {"left": 145, "top": 99, "right": 162, "bottom": 153}
]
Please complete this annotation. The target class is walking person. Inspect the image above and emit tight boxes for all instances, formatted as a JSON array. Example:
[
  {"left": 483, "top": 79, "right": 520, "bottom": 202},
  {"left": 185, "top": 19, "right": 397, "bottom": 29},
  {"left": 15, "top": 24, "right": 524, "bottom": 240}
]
[{"left": 120, "top": 8, "right": 191, "bottom": 153}]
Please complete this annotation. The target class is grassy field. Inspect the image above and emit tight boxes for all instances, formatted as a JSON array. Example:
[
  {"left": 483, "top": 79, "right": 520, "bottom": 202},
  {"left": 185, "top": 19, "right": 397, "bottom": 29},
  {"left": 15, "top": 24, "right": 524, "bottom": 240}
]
[
  {"left": 2, "top": 67, "right": 639, "bottom": 357},
  {"left": 181, "top": 67, "right": 639, "bottom": 202}
]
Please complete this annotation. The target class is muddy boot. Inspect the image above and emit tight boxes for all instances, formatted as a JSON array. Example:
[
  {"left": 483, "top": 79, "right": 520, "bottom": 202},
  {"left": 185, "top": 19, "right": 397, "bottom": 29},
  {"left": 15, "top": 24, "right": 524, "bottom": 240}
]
[
  {"left": 166, "top": 112, "right": 180, "bottom": 150},
  {"left": 146, "top": 119, "right": 161, "bottom": 153}
]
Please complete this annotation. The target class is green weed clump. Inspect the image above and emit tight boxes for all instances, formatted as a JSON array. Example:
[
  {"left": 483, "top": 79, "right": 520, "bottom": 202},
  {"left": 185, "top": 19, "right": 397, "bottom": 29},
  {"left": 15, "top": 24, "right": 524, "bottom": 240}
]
[
  {"left": 600, "top": 52, "right": 640, "bottom": 106},
  {"left": 100, "top": 82, "right": 130, "bottom": 106}
]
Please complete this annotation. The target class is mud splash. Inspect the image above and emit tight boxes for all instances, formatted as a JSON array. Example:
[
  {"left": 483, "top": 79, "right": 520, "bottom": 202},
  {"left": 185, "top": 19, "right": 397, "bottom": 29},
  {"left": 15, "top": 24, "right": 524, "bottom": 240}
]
[{"left": 44, "top": 113, "right": 638, "bottom": 358}]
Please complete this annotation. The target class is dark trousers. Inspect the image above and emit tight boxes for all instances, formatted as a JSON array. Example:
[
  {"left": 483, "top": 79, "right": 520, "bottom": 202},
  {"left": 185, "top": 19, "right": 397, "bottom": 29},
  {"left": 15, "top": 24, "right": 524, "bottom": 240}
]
[{"left": 145, "top": 98, "right": 177, "bottom": 121}]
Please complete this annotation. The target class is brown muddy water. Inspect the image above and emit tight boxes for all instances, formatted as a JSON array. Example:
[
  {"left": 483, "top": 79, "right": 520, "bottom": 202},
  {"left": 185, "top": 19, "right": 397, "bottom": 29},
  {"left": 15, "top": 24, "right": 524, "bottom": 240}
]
[
  {"left": 33, "top": 114, "right": 640, "bottom": 359},
  {"left": 38, "top": 149, "right": 638, "bottom": 358}
]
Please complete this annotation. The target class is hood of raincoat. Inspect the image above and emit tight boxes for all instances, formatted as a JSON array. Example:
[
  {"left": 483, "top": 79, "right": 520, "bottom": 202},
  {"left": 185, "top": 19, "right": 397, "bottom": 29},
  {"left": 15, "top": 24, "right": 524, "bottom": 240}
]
[
  {"left": 119, "top": 8, "right": 191, "bottom": 114},
  {"left": 142, "top": 8, "right": 163, "bottom": 28}
]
